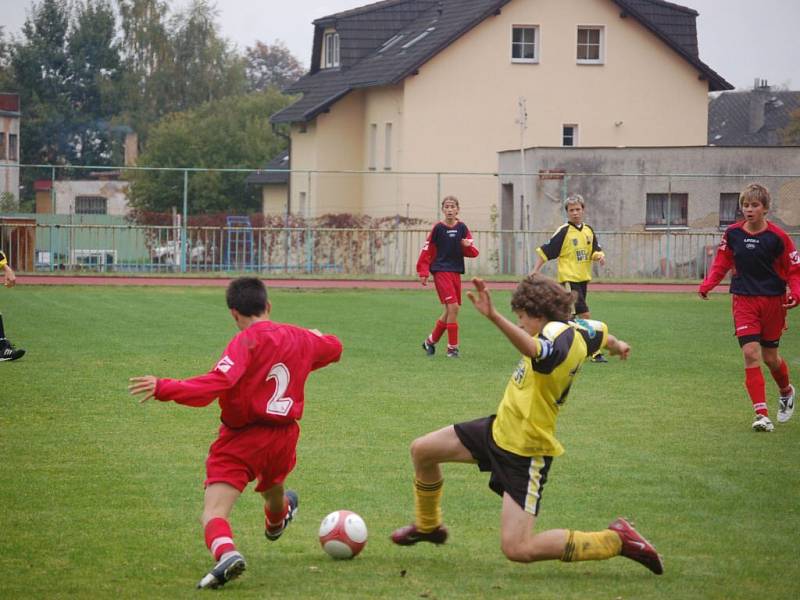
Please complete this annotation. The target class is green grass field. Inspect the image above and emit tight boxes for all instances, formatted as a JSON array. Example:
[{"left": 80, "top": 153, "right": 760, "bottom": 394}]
[{"left": 1, "top": 284, "right": 798, "bottom": 599}]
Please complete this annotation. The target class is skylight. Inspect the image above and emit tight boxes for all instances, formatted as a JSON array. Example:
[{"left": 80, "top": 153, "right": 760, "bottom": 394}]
[
  {"left": 379, "top": 34, "right": 404, "bottom": 53},
  {"left": 401, "top": 27, "right": 435, "bottom": 50}
]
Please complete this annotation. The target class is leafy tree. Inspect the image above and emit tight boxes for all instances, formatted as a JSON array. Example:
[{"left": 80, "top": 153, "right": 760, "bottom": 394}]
[
  {"left": 128, "top": 89, "right": 293, "bottom": 214},
  {"left": 167, "top": 0, "right": 246, "bottom": 111},
  {"left": 780, "top": 108, "right": 800, "bottom": 145},
  {"left": 245, "top": 40, "right": 304, "bottom": 92}
]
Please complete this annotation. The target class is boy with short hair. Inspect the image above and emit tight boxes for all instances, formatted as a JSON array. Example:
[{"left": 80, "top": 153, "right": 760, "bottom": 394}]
[
  {"left": 417, "top": 196, "right": 479, "bottom": 358},
  {"left": 129, "top": 277, "right": 342, "bottom": 589},
  {"left": 391, "top": 275, "right": 663, "bottom": 575},
  {"left": 532, "top": 194, "right": 606, "bottom": 362},
  {"left": 699, "top": 183, "right": 800, "bottom": 431},
  {"left": 0, "top": 249, "right": 25, "bottom": 362}
]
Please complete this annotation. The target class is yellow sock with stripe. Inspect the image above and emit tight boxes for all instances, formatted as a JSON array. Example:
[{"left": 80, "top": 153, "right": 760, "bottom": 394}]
[
  {"left": 414, "top": 478, "right": 443, "bottom": 533},
  {"left": 560, "top": 529, "right": 622, "bottom": 562}
]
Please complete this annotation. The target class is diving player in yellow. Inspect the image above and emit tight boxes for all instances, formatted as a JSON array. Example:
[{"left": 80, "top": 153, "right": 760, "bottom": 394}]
[
  {"left": 391, "top": 274, "right": 663, "bottom": 575},
  {"left": 0, "top": 250, "right": 25, "bottom": 362}
]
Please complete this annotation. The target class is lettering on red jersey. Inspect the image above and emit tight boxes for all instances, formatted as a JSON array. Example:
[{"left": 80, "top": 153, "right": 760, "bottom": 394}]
[
  {"left": 790, "top": 250, "right": 800, "bottom": 266},
  {"left": 215, "top": 355, "right": 235, "bottom": 374}
]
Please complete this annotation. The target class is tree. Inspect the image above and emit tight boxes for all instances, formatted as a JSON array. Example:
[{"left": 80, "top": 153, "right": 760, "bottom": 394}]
[
  {"left": 167, "top": 0, "right": 246, "bottom": 112},
  {"left": 128, "top": 89, "right": 293, "bottom": 215},
  {"left": 780, "top": 108, "right": 800, "bottom": 145},
  {"left": 245, "top": 40, "right": 304, "bottom": 92}
]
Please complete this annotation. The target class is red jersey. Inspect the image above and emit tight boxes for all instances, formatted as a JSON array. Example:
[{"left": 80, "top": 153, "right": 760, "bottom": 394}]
[
  {"left": 154, "top": 321, "right": 342, "bottom": 428},
  {"left": 700, "top": 221, "right": 800, "bottom": 300},
  {"left": 416, "top": 220, "right": 479, "bottom": 277}
]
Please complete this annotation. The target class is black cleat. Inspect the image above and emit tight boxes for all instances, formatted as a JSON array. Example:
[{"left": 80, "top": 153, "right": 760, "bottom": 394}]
[
  {"left": 265, "top": 490, "right": 298, "bottom": 541},
  {"left": 0, "top": 339, "right": 24, "bottom": 362},
  {"left": 197, "top": 551, "right": 246, "bottom": 589},
  {"left": 422, "top": 340, "right": 436, "bottom": 356},
  {"left": 391, "top": 523, "right": 448, "bottom": 546}
]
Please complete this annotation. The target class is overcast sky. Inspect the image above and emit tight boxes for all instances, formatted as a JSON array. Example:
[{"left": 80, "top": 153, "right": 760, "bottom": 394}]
[{"left": 2, "top": 0, "right": 798, "bottom": 90}]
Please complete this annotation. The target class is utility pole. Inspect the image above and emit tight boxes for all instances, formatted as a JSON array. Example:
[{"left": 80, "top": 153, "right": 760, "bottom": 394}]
[{"left": 515, "top": 97, "right": 530, "bottom": 272}]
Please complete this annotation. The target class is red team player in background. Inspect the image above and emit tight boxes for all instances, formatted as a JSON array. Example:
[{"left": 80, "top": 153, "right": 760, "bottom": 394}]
[
  {"left": 129, "top": 277, "right": 342, "bottom": 589},
  {"left": 417, "top": 196, "right": 479, "bottom": 358},
  {"left": 699, "top": 183, "right": 800, "bottom": 432}
]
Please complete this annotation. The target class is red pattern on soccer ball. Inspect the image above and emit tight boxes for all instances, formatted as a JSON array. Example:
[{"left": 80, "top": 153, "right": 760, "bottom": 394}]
[{"left": 319, "top": 510, "right": 368, "bottom": 559}]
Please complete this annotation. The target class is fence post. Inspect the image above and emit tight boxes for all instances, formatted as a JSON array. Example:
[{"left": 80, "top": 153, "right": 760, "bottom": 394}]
[
  {"left": 666, "top": 175, "right": 672, "bottom": 278},
  {"left": 181, "top": 169, "right": 188, "bottom": 273}
]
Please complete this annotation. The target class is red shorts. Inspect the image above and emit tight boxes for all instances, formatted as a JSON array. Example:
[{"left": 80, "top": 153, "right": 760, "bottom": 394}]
[
  {"left": 205, "top": 421, "right": 299, "bottom": 493},
  {"left": 731, "top": 295, "right": 786, "bottom": 344},
  {"left": 433, "top": 271, "right": 462, "bottom": 305}
]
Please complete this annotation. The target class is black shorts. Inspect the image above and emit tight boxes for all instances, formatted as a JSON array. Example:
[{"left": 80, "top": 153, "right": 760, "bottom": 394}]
[
  {"left": 454, "top": 415, "right": 553, "bottom": 516},
  {"left": 563, "top": 281, "right": 589, "bottom": 315}
]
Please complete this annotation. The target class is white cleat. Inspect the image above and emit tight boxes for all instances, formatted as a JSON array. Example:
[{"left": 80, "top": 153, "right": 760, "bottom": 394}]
[
  {"left": 777, "top": 384, "right": 795, "bottom": 423},
  {"left": 752, "top": 414, "right": 775, "bottom": 432}
]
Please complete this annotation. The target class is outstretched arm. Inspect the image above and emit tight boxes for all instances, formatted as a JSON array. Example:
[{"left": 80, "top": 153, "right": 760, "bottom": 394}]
[
  {"left": 604, "top": 334, "right": 630, "bottom": 360},
  {"left": 467, "top": 278, "right": 539, "bottom": 357},
  {"left": 2, "top": 263, "right": 16, "bottom": 288},
  {"left": 128, "top": 376, "right": 157, "bottom": 403}
]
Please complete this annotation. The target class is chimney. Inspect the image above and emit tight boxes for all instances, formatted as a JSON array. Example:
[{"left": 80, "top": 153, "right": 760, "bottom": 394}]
[
  {"left": 124, "top": 131, "right": 139, "bottom": 166},
  {"left": 748, "top": 79, "right": 770, "bottom": 134}
]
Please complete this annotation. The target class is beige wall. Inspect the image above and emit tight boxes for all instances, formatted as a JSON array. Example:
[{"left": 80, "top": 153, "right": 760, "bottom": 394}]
[
  {"left": 262, "top": 184, "right": 288, "bottom": 216},
  {"left": 53, "top": 180, "right": 131, "bottom": 216},
  {"left": 290, "top": 0, "right": 715, "bottom": 229},
  {"left": 0, "top": 114, "right": 20, "bottom": 202}
]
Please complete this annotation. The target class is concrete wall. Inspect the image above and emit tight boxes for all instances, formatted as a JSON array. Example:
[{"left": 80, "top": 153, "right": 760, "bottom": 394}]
[
  {"left": 53, "top": 180, "right": 131, "bottom": 216},
  {"left": 498, "top": 146, "right": 800, "bottom": 233}
]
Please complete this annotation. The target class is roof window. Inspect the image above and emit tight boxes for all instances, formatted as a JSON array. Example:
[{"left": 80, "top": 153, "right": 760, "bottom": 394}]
[
  {"left": 401, "top": 27, "right": 435, "bottom": 49},
  {"left": 379, "top": 34, "right": 404, "bottom": 53}
]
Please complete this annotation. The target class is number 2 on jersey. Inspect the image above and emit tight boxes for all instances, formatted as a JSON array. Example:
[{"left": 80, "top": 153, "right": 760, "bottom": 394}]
[{"left": 265, "top": 363, "right": 294, "bottom": 416}]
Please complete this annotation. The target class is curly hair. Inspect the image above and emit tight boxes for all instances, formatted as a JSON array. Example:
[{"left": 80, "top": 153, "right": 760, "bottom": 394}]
[
  {"left": 739, "top": 183, "right": 771, "bottom": 209},
  {"left": 510, "top": 274, "right": 574, "bottom": 321}
]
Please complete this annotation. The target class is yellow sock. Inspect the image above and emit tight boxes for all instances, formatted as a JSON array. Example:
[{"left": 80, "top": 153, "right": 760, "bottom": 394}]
[
  {"left": 414, "top": 478, "right": 443, "bottom": 533},
  {"left": 561, "top": 529, "right": 622, "bottom": 562}
]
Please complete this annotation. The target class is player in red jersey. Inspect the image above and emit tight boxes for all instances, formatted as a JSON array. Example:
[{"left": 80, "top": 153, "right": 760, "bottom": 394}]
[
  {"left": 699, "top": 183, "right": 800, "bottom": 432},
  {"left": 417, "top": 196, "right": 479, "bottom": 358},
  {"left": 128, "top": 277, "right": 342, "bottom": 589}
]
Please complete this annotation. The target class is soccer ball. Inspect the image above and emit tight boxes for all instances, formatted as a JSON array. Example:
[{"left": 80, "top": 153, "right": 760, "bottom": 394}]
[{"left": 318, "top": 510, "right": 368, "bottom": 559}]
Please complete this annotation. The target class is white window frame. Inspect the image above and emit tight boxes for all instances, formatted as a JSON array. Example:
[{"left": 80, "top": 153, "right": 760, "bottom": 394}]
[
  {"left": 323, "top": 31, "right": 340, "bottom": 68},
  {"left": 368, "top": 123, "right": 377, "bottom": 170},
  {"left": 75, "top": 195, "right": 108, "bottom": 215},
  {"left": 576, "top": 25, "right": 605, "bottom": 64},
  {"left": 384, "top": 122, "right": 393, "bottom": 170},
  {"left": 562, "top": 124, "right": 578, "bottom": 147},
  {"left": 511, "top": 25, "right": 540, "bottom": 63}
]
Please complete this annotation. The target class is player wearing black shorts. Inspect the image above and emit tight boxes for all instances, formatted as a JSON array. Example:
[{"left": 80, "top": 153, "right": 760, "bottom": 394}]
[{"left": 391, "top": 275, "right": 663, "bottom": 575}]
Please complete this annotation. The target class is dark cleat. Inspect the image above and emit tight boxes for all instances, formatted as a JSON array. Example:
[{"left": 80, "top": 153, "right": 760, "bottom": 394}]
[
  {"left": 265, "top": 490, "right": 298, "bottom": 541},
  {"left": 608, "top": 518, "right": 663, "bottom": 575},
  {"left": 197, "top": 551, "right": 246, "bottom": 589},
  {"left": 391, "top": 523, "right": 448, "bottom": 546},
  {"left": 0, "top": 339, "right": 25, "bottom": 362},
  {"left": 422, "top": 340, "right": 436, "bottom": 356}
]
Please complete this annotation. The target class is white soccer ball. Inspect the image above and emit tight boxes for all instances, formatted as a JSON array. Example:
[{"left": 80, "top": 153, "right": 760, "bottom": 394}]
[{"left": 318, "top": 510, "right": 368, "bottom": 559}]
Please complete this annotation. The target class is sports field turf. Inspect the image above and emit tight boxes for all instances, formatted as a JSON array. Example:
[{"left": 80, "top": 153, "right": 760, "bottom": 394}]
[{"left": 1, "top": 285, "right": 798, "bottom": 599}]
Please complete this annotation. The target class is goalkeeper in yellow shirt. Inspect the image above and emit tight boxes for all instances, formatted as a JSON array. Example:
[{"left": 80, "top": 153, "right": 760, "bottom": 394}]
[{"left": 391, "top": 274, "right": 662, "bottom": 575}]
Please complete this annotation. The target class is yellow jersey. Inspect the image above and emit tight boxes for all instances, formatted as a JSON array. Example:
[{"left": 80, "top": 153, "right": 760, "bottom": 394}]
[
  {"left": 491, "top": 319, "right": 607, "bottom": 457},
  {"left": 0, "top": 250, "right": 7, "bottom": 269},
  {"left": 536, "top": 222, "right": 604, "bottom": 283}
]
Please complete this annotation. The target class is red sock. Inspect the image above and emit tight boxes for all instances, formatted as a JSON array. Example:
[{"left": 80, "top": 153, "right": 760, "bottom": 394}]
[
  {"left": 265, "top": 499, "right": 288, "bottom": 529},
  {"left": 204, "top": 517, "right": 236, "bottom": 560},
  {"left": 429, "top": 320, "right": 447, "bottom": 344},
  {"left": 769, "top": 359, "right": 792, "bottom": 395},
  {"left": 446, "top": 322, "right": 458, "bottom": 348},
  {"left": 745, "top": 367, "right": 768, "bottom": 416}
]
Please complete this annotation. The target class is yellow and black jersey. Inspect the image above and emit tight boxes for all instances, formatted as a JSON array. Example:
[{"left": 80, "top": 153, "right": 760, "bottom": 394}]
[
  {"left": 0, "top": 250, "right": 7, "bottom": 269},
  {"left": 491, "top": 319, "right": 607, "bottom": 457},
  {"left": 536, "top": 222, "right": 604, "bottom": 283}
]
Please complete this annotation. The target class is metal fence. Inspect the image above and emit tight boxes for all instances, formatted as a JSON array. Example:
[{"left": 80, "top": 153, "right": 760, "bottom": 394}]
[{"left": 3, "top": 220, "right": 793, "bottom": 280}]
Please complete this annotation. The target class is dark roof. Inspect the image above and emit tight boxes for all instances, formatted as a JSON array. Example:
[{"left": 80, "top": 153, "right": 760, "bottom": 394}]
[
  {"left": 272, "top": 0, "right": 732, "bottom": 124},
  {"left": 708, "top": 88, "right": 800, "bottom": 146},
  {"left": 245, "top": 150, "right": 290, "bottom": 185}
]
